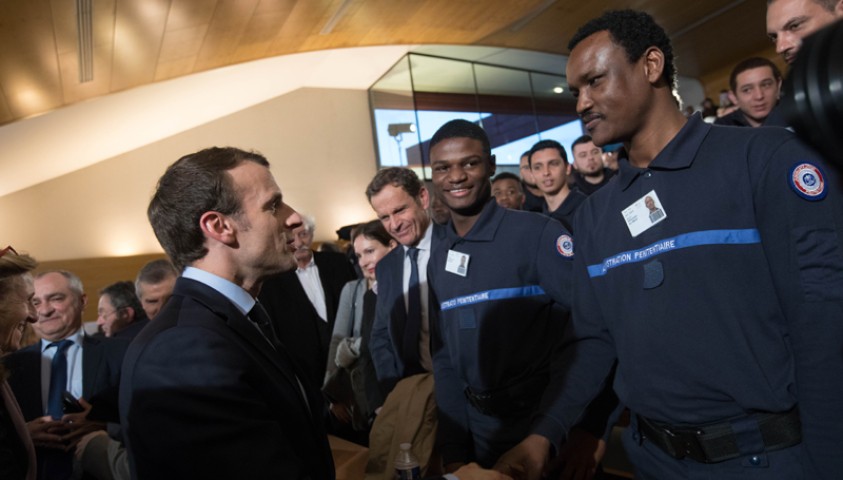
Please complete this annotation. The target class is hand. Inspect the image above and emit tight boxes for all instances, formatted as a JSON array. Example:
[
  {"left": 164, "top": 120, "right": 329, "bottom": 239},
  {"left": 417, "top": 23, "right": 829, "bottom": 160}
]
[
  {"left": 554, "top": 428, "right": 606, "bottom": 480},
  {"left": 60, "top": 397, "right": 106, "bottom": 451},
  {"left": 329, "top": 402, "right": 352, "bottom": 424},
  {"left": 494, "top": 434, "right": 550, "bottom": 480},
  {"left": 445, "top": 462, "right": 465, "bottom": 474},
  {"left": 454, "top": 462, "right": 514, "bottom": 480},
  {"left": 27, "top": 416, "right": 67, "bottom": 449}
]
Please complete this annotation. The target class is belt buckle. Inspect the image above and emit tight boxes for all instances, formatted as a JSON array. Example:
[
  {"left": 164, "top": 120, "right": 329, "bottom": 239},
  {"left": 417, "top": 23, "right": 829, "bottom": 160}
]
[{"left": 664, "top": 427, "right": 708, "bottom": 463}]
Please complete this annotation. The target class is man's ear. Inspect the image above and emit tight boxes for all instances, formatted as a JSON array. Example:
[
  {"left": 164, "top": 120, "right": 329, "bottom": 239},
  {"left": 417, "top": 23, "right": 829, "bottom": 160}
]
[
  {"left": 199, "top": 211, "right": 237, "bottom": 246},
  {"left": 488, "top": 154, "right": 497, "bottom": 178},
  {"left": 418, "top": 186, "right": 431, "bottom": 210},
  {"left": 728, "top": 91, "right": 738, "bottom": 106},
  {"left": 643, "top": 46, "right": 666, "bottom": 85}
]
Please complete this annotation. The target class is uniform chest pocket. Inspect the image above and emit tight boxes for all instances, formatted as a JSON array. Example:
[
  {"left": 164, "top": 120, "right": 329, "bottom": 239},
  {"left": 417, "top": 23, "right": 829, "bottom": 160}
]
[
  {"left": 642, "top": 259, "right": 665, "bottom": 289},
  {"left": 458, "top": 308, "right": 477, "bottom": 329}
]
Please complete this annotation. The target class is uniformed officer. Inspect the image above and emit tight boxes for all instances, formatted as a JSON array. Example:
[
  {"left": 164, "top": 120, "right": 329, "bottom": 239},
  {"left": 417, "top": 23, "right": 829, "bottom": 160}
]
[
  {"left": 498, "top": 9, "right": 843, "bottom": 480},
  {"left": 427, "top": 119, "right": 615, "bottom": 479}
]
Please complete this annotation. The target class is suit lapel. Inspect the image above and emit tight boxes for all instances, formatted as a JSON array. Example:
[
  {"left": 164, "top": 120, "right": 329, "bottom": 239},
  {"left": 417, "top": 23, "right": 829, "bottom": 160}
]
[
  {"left": 176, "top": 279, "right": 317, "bottom": 421},
  {"left": 388, "top": 249, "right": 408, "bottom": 354},
  {"left": 313, "top": 253, "right": 336, "bottom": 324},
  {"left": 81, "top": 335, "right": 104, "bottom": 398}
]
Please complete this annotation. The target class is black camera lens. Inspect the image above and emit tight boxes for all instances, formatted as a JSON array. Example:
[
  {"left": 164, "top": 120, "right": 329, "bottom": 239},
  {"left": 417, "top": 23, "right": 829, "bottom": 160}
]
[{"left": 780, "top": 19, "right": 843, "bottom": 168}]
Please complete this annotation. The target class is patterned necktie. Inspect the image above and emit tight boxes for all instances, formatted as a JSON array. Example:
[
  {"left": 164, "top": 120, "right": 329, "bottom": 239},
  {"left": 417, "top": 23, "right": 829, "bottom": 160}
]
[
  {"left": 403, "top": 247, "right": 422, "bottom": 371},
  {"left": 47, "top": 339, "right": 74, "bottom": 419}
]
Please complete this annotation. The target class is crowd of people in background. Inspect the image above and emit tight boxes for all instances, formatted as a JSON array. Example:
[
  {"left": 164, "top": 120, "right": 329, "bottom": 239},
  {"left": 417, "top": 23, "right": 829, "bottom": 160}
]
[{"left": 1, "top": 1, "right": 842, "bottom": 480}]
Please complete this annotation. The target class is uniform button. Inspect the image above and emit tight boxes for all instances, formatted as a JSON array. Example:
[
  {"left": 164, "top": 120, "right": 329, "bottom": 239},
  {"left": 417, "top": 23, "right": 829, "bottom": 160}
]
[
  {"left": 749, "top": 455, "right": 761, "bottom": 465},
  {"left": 645, "top": 171, "right": 652, "bottom": 178}
]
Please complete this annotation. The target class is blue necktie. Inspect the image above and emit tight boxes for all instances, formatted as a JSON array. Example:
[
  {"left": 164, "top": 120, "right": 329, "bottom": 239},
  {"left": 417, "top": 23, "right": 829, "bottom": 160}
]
[
  {"left": 47, "top": 339, "right": 73, "bottom": 419},
  {"left": 403, "top": 247, "right": 422, "bottom": 372}
]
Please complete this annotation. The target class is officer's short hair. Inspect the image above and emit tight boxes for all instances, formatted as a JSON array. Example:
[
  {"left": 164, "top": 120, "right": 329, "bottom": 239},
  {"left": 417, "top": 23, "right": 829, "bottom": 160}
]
[
  {"left": 366, "top": 167, "right": 424, "bottom": 202},
  {"left": 729, "top": 57, "right": 782, "bottom": 92},
  {"left": 492, "top": 172, "right": 522, "bottom": 186},
  {"left": 571, "top": 135, "right": 594, "bottom": 152},
  {"left": 767, "top": 0, "right": 838, "bottom": 12},
  {"left": 528, "top": 139, "right": 568, "bottom": 166},
  {"left": 430, "top": 119, "right": 492, "bottom": 157},
  {"left": 568, "top": 10, "right": 677, "bottom": 93}
]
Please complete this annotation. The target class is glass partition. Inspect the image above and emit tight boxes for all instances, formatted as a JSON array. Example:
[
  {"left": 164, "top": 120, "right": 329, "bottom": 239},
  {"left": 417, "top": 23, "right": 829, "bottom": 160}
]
[{"left": 370, "top": 53, "right": 581, "bottom": 180}]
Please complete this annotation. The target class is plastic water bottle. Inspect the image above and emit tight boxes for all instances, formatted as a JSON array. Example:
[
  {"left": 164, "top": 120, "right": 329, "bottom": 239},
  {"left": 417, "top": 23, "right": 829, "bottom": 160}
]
[{"left": 394, "top": 442, "right": 421, "bottom": 480}]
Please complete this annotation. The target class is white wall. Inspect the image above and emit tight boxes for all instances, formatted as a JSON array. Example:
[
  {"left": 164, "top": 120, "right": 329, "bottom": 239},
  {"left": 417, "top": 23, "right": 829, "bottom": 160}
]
[{"left": 0, "top": 88, "right": 379, "bottom": 261}]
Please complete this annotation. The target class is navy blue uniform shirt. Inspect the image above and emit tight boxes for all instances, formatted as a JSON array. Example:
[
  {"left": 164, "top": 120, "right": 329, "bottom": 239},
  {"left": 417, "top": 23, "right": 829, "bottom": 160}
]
[
  {"left": 558, "top": 114, "right": 843, "bottom": 476},
  {"left": 429, "top": 200, "right": 576, "bottom": 462}
]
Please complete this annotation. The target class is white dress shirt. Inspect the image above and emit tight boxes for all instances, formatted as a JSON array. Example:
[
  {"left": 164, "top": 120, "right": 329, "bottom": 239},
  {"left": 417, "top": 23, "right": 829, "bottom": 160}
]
[
  {"left": 295, "top": 255, "right": 328, "bottom": 322},
  {"left": 402, "top": 223, "right": 433, "bottom": 372},
  {"left": 39, "top": 329, "right": 84, "bottom": 414}
]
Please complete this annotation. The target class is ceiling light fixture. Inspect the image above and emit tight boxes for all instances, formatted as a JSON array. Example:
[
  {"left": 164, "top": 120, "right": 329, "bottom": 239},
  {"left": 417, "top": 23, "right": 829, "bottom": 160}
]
[{"left": 77, "top": 0, "right": 93, "bottom": 83}]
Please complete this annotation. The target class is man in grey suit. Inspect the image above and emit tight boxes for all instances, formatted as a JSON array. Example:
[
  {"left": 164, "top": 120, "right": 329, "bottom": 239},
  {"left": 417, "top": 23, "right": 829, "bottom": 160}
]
[{"left": 119, "top": 147, "right": 334, "bottom": 479}]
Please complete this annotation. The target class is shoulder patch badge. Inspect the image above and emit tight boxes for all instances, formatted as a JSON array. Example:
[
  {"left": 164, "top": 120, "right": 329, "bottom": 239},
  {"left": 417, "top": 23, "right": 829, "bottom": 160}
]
[
  {"left": 789, "top": 162, "right": 827, "bottom": 201},
  {"left": 556, "top": 234, "right": 574, "bottom": 258}
]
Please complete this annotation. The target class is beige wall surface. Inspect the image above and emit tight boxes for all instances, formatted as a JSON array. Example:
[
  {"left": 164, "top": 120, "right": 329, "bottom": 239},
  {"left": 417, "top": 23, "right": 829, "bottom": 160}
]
[{"left": 0, "top": 87, "right": 379, "bottom": 262}]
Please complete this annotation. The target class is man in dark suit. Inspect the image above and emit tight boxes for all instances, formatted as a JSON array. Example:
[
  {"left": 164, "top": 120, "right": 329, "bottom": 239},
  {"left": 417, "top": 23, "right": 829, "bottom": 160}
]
[
  {"left": 259, "top": 214, "right": 356, "bottom": 387},
  {"left": 4, "top": 270, "right": 127, "bottom": 480},
  {"left": 96, "top": 281, "right": 150, "bottom": 339},
  {"left": 365, "top": 167, "right": 435, "bottom": 395},
  {"left": 119, "top": 147, "right": 334, "bottom": 479}
]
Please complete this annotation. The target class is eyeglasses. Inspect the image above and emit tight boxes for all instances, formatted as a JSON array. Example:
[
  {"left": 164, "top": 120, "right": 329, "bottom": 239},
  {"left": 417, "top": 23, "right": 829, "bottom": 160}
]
[
  {"left": 0, "top": 245, "right": 18, "bottom": 258},
  {"left": 97, "top": 306, "right": 125, "bottom": 319}
]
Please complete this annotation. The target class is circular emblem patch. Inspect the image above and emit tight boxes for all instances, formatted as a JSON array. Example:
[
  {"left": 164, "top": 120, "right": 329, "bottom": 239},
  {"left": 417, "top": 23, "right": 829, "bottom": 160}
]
[
  {"left": 789, "top": 162, "right": 826, "bottom": 201},
  {"left": 556, "top": 234, "right": 574, "bottom": 258}
]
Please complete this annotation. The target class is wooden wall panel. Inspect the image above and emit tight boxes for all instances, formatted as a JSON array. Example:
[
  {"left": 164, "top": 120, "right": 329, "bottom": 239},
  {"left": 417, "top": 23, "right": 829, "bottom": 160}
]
[{"left": 36, "top": 253, "right": 168, "bottom": 323}]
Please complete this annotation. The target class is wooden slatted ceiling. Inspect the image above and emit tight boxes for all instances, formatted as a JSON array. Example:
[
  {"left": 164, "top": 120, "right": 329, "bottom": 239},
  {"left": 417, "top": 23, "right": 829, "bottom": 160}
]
[{"left": 0, "top": 0, "right": 778, "bottom": 127}]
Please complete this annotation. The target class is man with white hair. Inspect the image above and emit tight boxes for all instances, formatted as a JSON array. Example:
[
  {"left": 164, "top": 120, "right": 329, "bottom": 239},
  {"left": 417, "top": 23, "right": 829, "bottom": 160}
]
[{"left": 259, "top": 214, "right": 356, "bottom": 386}]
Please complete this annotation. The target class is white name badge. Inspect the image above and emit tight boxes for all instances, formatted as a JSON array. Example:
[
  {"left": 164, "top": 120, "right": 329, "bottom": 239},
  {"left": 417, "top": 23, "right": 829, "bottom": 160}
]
[
  {"left": 622, "top": 190, "right": 667, "bottom": 237},
  {"left": 445, "top": 250, "right": 470, "bottom": 277}
]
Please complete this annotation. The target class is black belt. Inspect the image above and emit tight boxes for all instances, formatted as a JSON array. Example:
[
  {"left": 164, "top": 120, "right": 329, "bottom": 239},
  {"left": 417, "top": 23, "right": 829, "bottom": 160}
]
[
  {"left": 637, "top": 408, "right": 802, "bottom": 463},
  {"left": 464, "top": 373, "right": 547, "bottom": 418}
]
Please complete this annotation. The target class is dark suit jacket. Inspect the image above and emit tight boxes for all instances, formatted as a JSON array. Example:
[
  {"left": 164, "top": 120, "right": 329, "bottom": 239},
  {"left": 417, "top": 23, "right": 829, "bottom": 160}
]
[
  {"left": 3, "top": 333, "right": 128, "bottom": 480},
  {"left": 119, "top": 277, "right": 334, "bottom": 480},
  {"left": 259, "top": 251, "right": 356, "bottom": 387},
  {"left": 369, "top": 246, "right": 430, "bottom": 395},
  {"left": 4, "top": 334, "right": 128, "bottom": 422}
]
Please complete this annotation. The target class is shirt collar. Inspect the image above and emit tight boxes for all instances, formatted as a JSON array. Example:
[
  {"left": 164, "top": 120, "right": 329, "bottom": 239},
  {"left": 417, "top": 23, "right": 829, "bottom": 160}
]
[
  {"left": 40, "top": 328, "right": 84, "bottom": 352},
  {"left": 404, "top": 222, "right": 433, "bottom": 254},
  {"left": 443, "top": 198, "right": 502, "bottom": 244},
  {"left": 182, "top": 266, "right": 254, "bottom": 315},
  {"left": 617, "top": 114, "right": 710, "bottom": 191},
  {"left": 296, "top": 255, "right": 316, "bottom": 273}
]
